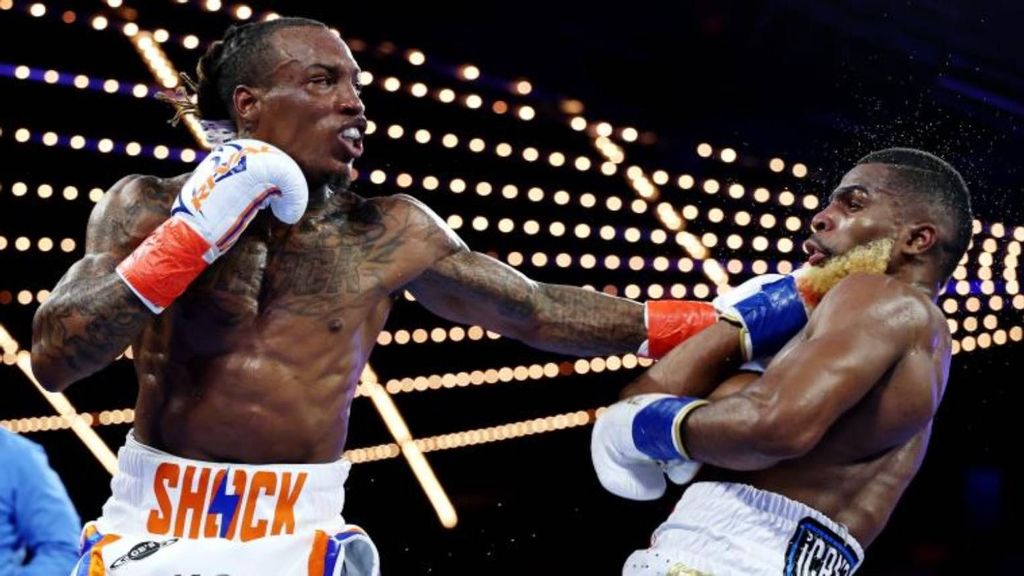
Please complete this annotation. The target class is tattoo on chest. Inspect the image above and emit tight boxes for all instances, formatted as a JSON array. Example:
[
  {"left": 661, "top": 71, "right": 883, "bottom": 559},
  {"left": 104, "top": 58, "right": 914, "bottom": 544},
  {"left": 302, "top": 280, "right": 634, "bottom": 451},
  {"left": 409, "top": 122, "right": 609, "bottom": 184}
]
[{"left": 192, "top": 200, "right": 414, "bottom": 317}]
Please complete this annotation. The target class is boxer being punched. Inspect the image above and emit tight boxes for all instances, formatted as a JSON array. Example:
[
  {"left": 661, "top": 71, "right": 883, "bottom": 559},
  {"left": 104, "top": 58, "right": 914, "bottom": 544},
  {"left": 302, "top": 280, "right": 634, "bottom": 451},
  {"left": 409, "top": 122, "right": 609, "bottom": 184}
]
[{"left": 592, "top": 148, "right": 972, "bottom": 575}]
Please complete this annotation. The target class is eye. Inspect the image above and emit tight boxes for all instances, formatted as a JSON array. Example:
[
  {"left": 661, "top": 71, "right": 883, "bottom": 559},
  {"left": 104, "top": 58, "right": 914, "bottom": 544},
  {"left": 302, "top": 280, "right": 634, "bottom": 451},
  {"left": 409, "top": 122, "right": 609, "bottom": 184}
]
[
  {"left": 352, "top": 81, "right": 363, "bottom": 96},
  {"left": 309, "top": 75, "right": 335, "bottom": 87},
  {"left": 844, "top": 196, "right": 865, "bottom": 212}
]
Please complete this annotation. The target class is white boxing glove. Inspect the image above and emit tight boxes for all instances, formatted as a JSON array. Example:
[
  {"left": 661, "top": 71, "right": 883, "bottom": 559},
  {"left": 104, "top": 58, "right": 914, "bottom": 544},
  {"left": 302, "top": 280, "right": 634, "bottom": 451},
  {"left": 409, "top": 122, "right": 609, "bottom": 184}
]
[
  {"left": 591, "top": 394, "right": 707, "bottom": 501},
  {"left": 172, "top": 138, "right": 308, "bottom": 260},
  {"left": 117, "top": 139, "right": 308, "bottom": 313}
]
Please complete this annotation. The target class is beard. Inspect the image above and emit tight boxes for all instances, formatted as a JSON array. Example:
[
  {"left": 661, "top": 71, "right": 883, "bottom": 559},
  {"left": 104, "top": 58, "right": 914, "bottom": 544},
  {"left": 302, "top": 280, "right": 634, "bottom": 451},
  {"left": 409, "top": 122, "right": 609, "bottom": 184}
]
[
  {"left": 796, "top": 237, "right": 894, "bottom": 308},
  {"left": 325, "top": 169, "right": 353, "bottom": 195}
]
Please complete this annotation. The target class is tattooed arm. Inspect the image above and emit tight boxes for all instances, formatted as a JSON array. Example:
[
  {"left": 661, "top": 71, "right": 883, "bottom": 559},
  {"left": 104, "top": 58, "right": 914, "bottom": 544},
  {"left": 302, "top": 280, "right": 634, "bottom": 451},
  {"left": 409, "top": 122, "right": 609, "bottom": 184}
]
[
  {"left": 401, "top": 198, "right": 645, "bottom": 356},
  {"left": 31, "top": 174, "right": 177, "bottom": 391}
]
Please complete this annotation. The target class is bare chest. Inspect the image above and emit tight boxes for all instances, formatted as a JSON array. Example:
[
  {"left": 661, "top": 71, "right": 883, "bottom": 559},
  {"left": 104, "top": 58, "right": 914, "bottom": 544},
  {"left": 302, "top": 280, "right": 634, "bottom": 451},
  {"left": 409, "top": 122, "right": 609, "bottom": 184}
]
[{"left": 181, "top": 218, "right": 409, "bottom": 325}]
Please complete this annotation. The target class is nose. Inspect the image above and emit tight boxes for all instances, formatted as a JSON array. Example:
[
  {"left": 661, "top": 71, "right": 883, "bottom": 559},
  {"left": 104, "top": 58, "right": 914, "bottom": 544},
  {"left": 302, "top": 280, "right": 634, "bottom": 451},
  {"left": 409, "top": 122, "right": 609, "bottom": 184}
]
[
  {"left": 810, "top": 207, "right": 833, "bottom": 233},
  {"left": 336, "top": 86, "right": 365, "bottom": 116}
]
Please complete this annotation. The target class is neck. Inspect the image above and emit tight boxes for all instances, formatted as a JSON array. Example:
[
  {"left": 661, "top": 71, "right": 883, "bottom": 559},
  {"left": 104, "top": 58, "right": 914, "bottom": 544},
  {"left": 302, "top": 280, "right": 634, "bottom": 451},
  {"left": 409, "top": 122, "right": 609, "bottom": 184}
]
[
  {"left": 306, "top": 184, "right": 333, "bottom": 212},
  {"left": 301, "top": 185, "right": 361, "bottom": 223},
  {"left": 889, "top": 262, "right": 943, "bottom": 301}
]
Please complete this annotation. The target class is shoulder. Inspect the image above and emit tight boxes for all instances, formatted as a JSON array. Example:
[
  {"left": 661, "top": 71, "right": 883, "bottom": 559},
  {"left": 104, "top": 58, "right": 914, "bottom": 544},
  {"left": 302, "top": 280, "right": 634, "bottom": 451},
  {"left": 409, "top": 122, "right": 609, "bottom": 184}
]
[
  {"left": 89, "top": 174, "right": 180, "bottom": 222},
  {"left": 376, "top": 193, "right": 440, "bottom": 221},
  {"left": 85, "top": 173, "right": 184, "bottom": 254},
  {"left": 373, "top": 193, "right": 467, "bottom": 248},
  {"left": 103, "top": 174, "right": 183, "bottom": 206},
  {"left": 814, "top": 273, "right": 938, "bottom": 338}
]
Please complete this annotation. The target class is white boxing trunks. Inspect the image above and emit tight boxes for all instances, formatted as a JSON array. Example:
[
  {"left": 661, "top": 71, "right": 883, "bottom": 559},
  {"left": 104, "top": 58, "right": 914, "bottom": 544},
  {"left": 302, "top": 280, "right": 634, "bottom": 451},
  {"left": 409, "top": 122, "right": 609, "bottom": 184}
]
[
  {"left": 72, "top": 433, "right": 379, "bottom": 575},
  {"left": 624, "top": 482, "right": 864, "bottom": 576}
]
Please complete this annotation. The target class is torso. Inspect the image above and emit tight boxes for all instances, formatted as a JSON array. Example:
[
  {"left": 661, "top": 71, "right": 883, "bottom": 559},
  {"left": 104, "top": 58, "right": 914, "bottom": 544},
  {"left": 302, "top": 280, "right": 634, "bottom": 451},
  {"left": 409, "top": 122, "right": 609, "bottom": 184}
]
[
  {"left": 703, "top": 283, "right": 950, "bottom": 546},
  {"left": 127, "top": 180, "right": 456, "bottom": 463}
]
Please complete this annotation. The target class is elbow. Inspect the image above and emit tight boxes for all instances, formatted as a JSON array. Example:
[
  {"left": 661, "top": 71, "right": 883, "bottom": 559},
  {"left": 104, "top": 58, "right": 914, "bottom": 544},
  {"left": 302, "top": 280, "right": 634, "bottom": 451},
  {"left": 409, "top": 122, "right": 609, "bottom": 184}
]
[
  {"left": 30, "top": 351, "right": 73, "bottom": 393},
  {"left": 515, "top": 319, "right": 545, "bottom": 346},
  {"left": 30, "top": 307, "right": 75, "bottom": 392}
]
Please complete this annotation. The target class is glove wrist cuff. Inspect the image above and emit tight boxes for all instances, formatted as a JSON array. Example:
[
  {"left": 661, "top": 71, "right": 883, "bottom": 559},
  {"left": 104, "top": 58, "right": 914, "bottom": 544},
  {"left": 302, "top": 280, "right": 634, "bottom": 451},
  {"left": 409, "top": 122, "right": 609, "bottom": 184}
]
[
  {"left": 640, "top": 300, "right": 717, "bottom": 359},
  {"left": 671, "top": 398, "right": 709, "bottom": 461},
  {"left": 724, "top": 276, "right": 808, "bottom": 360},
  {"left": 633, "top": 396, "right": 708, "bottom": 461},
  {"left": 116, "top": 217, "right": 211, "bottom": 314}
]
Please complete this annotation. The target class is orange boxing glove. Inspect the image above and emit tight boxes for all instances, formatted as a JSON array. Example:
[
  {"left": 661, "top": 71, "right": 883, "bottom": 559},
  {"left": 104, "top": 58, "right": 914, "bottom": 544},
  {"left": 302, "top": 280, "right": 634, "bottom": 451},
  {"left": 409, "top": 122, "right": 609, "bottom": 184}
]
[{"left": 638, "top": 300, "right": 718, "bottom": 359}]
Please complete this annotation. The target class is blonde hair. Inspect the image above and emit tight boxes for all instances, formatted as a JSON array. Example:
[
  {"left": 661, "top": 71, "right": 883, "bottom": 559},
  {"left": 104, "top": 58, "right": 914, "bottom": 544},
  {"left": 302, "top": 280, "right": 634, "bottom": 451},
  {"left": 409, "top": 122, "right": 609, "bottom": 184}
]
[{"left": 797, "top": 238, "right": 893, "bottom": 307}]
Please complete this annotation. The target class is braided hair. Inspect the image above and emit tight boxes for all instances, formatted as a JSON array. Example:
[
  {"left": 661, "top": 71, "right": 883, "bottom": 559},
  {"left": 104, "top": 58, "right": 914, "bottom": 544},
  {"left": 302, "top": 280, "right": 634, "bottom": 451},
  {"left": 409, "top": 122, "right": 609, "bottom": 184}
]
[{"left": 159, "top": 17, "right": 326, "bottom": 125}]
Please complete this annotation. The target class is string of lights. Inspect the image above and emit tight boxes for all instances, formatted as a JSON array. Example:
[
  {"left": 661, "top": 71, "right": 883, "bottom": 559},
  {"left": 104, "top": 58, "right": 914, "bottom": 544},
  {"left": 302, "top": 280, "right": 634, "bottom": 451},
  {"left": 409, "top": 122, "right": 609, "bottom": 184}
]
[
  {"left": 0, "top": 181, "right": 104, "bottom": 202},
  {"left": 3, "top": 125, "right": 197, "bottom": 161},
  {"left": 352, "top": 353, "right": 653, "bottom": 398},
  {"left": 5, "top": 2, "right": 816, "bottom": 195},
  {"left": 3, "top": 0, "right": 1021, "bottom": 477},
  {"left": 0, "top": 62, "right": 157, "bottom": 97},
  {"left": 345, "top": 409, "right": 596, "bottom": 464}
]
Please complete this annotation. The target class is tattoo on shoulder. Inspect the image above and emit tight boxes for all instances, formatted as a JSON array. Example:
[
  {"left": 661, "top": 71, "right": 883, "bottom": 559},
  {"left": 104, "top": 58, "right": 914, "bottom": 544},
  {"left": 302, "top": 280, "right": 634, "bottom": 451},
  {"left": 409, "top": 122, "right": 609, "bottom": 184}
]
[
  {"left": 91, "top": 175, "right": 174, "bottom": 253},
  {"left": 256, "top": 202, "right": 420, "bottom": 316}
]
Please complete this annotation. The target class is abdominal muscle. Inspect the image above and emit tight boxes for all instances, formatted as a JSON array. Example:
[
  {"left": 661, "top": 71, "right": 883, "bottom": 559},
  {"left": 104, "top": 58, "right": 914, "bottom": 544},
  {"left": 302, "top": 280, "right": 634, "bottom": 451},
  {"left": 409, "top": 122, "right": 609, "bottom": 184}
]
[{"left": 130, "top": 293, "right": 391, "bottom": 465}]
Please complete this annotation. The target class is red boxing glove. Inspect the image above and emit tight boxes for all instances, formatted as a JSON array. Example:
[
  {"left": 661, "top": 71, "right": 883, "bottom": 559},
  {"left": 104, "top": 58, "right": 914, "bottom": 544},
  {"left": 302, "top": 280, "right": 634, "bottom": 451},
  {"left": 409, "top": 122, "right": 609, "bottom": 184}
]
[{"left": 639, "top": 300, "right": 718, "bottom": 359}]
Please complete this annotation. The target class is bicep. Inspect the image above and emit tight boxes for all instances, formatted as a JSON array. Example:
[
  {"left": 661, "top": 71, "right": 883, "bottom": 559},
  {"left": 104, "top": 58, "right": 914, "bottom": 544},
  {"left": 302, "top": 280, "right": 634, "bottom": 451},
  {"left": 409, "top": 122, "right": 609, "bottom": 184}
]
[
  {"left": 54, "top": 175, "right": 172, "bottom": 287},
  {"left": 746, "top": 288, "right": 918, "bottom": 438},
  {"left": 755, "top": 327, "right": 902, "bottom": 427},
  {"left": 84, "top": 174, "right": 171, "bottom": 257}
]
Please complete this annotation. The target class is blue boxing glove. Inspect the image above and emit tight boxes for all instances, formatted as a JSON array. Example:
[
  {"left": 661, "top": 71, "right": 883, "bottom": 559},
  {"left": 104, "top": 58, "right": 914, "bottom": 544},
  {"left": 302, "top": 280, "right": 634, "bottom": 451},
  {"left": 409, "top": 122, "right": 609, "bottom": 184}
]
[
  {"left": 591, "top": 394, "right": 708, "bottom": 500},
  {"left": 713, "top": 271, "right": 813, "bottom": 361}
]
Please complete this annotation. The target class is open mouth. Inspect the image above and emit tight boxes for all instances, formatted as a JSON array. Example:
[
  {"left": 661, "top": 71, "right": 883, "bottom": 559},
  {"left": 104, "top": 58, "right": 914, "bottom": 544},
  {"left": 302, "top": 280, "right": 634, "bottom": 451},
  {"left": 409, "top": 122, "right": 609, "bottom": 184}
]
[
  {"left": 337, "top": 125, "right": 364, "bottom": 161},
  {"left": 802, "top": 239, "right": 830, "bottom": 266}
]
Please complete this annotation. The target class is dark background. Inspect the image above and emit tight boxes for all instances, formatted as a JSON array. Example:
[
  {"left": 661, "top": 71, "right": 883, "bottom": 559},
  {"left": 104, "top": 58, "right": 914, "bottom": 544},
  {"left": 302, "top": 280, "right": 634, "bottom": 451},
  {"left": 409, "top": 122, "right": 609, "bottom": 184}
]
[{"left": 2, "top": 0, "right": 1022, "bottom": 573}]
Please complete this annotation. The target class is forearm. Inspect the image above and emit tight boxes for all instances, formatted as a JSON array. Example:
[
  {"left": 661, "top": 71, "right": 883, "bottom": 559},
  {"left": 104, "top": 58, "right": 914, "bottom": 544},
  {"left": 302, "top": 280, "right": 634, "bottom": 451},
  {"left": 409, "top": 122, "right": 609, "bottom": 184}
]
[
  {"left": 621, "top": 321, "right": 744, "bottom": 398},
  {"left": 32, "top": 272, "right": 150, "bottom": 391},
  {"left": 682, "top": 392, "right": 803, "bottom": 470},
  {"left": 524, "top": 283, "right": 646, "bottom": 356}
]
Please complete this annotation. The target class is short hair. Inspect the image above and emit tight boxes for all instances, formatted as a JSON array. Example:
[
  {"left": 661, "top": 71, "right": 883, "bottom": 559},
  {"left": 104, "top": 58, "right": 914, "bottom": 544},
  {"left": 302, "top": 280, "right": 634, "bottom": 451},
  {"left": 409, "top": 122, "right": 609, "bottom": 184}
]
[
  {"left": 194, "top": 17, "right": 327, "bottom": 121},
  {"left": 857, "top": 147, "right": 972, "bottom": 281}
]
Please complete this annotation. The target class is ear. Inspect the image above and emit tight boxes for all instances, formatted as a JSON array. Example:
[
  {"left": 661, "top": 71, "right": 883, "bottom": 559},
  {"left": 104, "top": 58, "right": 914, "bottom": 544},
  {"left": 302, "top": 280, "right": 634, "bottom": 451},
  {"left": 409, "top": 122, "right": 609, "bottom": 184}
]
[
  {"left": 233, "top": 85, "right": 262, "bottom": 133},
  {"left": 901, "top": 222, "right": 938, "bottom": 256}
]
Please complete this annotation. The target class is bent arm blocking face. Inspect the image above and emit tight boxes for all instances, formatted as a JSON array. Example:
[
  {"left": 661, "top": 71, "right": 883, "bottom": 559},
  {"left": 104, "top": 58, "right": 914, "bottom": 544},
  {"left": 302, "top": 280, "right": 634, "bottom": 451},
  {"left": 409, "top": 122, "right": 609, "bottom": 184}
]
[
  {"left": 682, "top": 274, "right": 934, "bottom": 471},
  {"left": 30, "top": 175, "right": 176, "bottom": 391}
]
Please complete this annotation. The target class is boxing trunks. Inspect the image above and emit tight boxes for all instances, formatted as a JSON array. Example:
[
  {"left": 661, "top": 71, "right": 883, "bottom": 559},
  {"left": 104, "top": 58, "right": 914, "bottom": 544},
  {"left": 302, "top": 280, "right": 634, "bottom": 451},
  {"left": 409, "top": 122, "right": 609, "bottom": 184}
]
[
  {"left": 624, "top": 482, "right": 863, "bottom": 576},
  {"left": 72, "top": 432, "right": 378, "bottom": 575}
]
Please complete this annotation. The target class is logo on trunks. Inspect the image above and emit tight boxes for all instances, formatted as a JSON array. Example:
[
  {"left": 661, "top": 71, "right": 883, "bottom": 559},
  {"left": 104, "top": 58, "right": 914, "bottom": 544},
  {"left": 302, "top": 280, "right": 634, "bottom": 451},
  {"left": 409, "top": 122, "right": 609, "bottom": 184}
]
[
  {"left": 146, "top": 463, "right": 308, "bottom": 542},
  {"left": 109, "top": 538, "right": 179, "bottom": 570},
  {"left": 784, "top": 516, "right": 860, "bottom": 576},
  {"left": 188, "top": 143, "right": 273, "bottom": 214}
]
